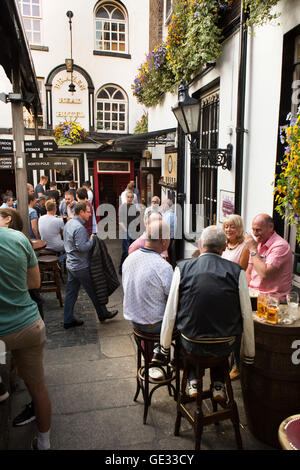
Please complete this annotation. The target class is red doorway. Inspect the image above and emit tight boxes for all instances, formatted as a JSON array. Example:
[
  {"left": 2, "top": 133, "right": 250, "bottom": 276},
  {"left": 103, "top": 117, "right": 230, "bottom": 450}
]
[{"left": 94, "top": 159, "right": 134, "bottom": 218}]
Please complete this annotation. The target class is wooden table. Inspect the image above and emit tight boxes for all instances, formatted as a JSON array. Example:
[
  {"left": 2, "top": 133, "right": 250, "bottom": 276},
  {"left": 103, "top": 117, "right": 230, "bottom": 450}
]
[{"left": 241, "top": 308, "right": 300, "bottom": 448}]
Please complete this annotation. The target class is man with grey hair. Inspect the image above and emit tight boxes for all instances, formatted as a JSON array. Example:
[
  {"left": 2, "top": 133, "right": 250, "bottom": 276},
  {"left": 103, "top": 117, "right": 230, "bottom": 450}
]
[
  {"left": 153, "top": 225, "right": 254, "bottom": 400},
  {"left": 122, "top": 219, "right": 172, "bottom": 379}
]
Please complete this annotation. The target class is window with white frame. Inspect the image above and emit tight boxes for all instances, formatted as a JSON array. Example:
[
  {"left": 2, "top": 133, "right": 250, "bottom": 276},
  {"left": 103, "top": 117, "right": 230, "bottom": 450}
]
[
  {"left": 95, "top": 2, "right": 127, "bottom": 53},
  {"left": 18, "top": 0, "right": 42, "bottom": 45},
  {"left": 96, "top": 85, "right": 127, "bottom": 132},
  {"left": 165, "top": 0, "right": 173, "bottom": 23}
]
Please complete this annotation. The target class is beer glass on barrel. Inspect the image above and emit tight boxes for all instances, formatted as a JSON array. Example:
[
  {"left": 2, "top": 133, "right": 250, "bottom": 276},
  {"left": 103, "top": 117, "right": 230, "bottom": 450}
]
[
  {"left": 257, "top": 292, "right": 267, "bottom": 319},
  {"left": 266, "top": 294, "right": 279, "bottom": 324}
]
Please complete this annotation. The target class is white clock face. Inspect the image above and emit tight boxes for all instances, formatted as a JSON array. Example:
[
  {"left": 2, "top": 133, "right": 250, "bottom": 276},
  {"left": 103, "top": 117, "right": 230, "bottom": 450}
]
[{"left": 168, "top": 155, "right": 173, "bottom": 173}]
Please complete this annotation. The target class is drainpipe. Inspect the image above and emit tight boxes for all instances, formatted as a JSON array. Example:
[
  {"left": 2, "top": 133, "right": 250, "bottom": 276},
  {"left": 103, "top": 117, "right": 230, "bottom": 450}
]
[
  {"left": 234, "top": 2, "right": 248, "bottom": 215},
  {"left": 176, "top": 126, "right": 186, "bottom": 261}
]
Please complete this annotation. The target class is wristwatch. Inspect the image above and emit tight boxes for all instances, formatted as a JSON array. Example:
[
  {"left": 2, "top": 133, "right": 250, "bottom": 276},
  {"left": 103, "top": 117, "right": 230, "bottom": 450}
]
[{"left": 250, "top": 251, "right": 258, "bottom": 257}]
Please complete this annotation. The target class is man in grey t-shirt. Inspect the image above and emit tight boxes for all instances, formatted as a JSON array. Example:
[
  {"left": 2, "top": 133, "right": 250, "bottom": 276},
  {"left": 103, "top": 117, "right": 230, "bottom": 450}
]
[{"left": 38, "top": 201, "right": 64, "bottom": 253}]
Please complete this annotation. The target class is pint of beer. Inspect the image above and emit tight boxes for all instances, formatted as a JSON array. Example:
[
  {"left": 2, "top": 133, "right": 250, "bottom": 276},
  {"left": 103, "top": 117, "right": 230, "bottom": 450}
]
[
  {"left": 266, "top": 294, "right": 279, "bottom": 324},
  {"left": 257, "top": 293, "right": 267, "bottom": 318}
]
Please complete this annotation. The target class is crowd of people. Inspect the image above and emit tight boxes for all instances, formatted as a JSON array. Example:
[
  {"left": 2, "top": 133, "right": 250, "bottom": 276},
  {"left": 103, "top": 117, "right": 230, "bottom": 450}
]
[{"left": 0, "top": 176, "right": 294, "bottom": 450}]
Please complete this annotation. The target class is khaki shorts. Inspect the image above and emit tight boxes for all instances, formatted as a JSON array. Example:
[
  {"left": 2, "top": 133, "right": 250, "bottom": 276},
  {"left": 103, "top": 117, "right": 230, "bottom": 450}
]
[{"left": 0, "top": 317, "right": 46, "bottom": 385}]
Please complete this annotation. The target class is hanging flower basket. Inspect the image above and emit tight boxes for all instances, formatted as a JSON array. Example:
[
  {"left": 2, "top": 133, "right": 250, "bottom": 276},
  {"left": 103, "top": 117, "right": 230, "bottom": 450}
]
[
  {"left": 132, "top": 0, "right": 281, "bottom": 107},
  {"left": 274, "top": 108, "right": 300, "bottom": 243},
  {"left": 54, "top": 120, "right": 87, "bottom": 146}
]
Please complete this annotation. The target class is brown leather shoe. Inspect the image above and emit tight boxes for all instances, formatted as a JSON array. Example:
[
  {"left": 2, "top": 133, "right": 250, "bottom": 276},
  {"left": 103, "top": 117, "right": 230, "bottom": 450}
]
[{"left": 230, "top": 365, "right": 240, "bottom": 381}]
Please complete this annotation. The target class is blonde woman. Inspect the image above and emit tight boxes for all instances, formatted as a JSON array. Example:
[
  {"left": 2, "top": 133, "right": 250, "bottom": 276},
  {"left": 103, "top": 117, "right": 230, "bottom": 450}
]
[
  {"left": 222, "top": 214, "right": 249, "bottom": 270},
  {"left": 222, "top": 214, "right": 249, "bottom": 380}
]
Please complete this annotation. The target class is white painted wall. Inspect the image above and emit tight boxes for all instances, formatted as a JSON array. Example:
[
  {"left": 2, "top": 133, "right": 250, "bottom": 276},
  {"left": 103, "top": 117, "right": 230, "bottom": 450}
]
[
  {"left": 242, "top": 0, "right": 300, "bottom": 231},
  {"left": 0, "top": 67, "right": 13, "bottom": 129},
  {"left": 1, "top": 0, "right": 149, "bottom": 135}
]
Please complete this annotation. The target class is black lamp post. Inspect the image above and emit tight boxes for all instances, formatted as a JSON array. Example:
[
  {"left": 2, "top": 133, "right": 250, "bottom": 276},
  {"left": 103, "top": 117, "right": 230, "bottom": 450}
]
[
  {"left": 66, "top": 11, "right": 76, "bottom": 94},
  {"left": 172, "top": 82, "right": 232, "bottom": 170}
]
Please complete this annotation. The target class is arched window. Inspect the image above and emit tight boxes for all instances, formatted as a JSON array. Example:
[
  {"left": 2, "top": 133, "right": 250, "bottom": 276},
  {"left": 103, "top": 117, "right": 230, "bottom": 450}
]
[
  {"left": 96, "top": 85, "right": 127, "bottom": 132},
  {"left": 95, "top": 2, "right": 127, "bottom": 53}
]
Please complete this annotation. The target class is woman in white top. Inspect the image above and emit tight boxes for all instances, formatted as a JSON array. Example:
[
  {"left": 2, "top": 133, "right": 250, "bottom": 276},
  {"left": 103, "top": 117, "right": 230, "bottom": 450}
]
[
  {"left": 222, "top": 214, "right": 249, "bottom": 271},
  {"left": 222, "top": 214, "right": 250, "bottom": 380}
]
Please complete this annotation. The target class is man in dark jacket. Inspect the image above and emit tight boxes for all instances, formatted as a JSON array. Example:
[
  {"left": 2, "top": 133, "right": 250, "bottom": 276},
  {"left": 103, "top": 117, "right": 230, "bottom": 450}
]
[
  {"left": 63, "top": 202, "right": 118, "bottom": 328},
  {"left": 154, "top": 225, "right": 254, "bottom": 400}
]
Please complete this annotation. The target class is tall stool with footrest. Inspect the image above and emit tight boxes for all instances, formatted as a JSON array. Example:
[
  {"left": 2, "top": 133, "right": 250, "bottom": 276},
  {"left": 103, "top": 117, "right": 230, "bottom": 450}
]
[
  {"left": 132, "top": 329, "right": 180, "bottom": 424},
  {"left": 174, "top": 349, "right": 243, "bottom": 450},
  {"left": 38, "top": 255, "right": 63, "bottom": 307}
]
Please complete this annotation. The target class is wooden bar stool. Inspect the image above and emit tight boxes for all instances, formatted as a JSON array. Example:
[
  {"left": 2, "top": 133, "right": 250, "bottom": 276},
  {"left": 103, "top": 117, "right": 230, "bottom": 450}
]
[
  {"left": 38, "top": 255, "right": 63, "bottom": 307},
  {"left": 174, "top": 349, "right": 243, "bottom": 450},
  {"left": 38, "top": 249, "right": 65, "bottom": 283},
  {"left": 132, "top": 329, "right": 180, "bottom": 424}
]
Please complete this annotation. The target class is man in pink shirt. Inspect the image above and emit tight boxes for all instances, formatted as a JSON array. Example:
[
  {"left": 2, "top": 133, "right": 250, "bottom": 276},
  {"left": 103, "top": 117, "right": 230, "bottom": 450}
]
[
  {"left": 245, "top": 213, "right": 292, "bottom": 301},
  {"left": 128, "top": 211, "right": 168, "bottom": 259}
]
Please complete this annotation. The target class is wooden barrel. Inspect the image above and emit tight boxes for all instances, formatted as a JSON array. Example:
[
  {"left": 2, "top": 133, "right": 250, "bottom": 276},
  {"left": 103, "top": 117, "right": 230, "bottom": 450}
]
[{"left": 241, "top": 317, "right": 300, "bottom": 448}]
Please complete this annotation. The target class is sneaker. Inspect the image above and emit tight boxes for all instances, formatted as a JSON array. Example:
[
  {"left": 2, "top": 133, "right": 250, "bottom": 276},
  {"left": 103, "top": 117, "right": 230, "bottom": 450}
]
[
  {"left": 188, "top": 382, "right": 198, "bottom": 398},
  {"left": 149, "top": 367, "right": 164, "bottom": 380},
  {"left": 13, "top": 402, "right": 36, "bottom": 427},
  {"left": 0, "top": 382, "right": 9, "bottom": 402},
  {"left": 152, "top": 351, "right": 169, "bottom": 366},
  {"left": 229, "top": 365, "right": 240, "bottom": 381},
  {"left": 31, "top": 437, "right": 51, "bottom": 450},
  {"left": 212, "top": 381, "right": 227, "bottom": 403}
]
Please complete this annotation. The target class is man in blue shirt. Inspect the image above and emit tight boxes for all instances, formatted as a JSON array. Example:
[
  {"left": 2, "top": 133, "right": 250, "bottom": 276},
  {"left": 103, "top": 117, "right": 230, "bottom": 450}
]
[
  {"left": 63, "top": 202, "right": 118, "bottom": 328},
  {"left": 28, "top": 194, "right": 39, "bottom": 239}
]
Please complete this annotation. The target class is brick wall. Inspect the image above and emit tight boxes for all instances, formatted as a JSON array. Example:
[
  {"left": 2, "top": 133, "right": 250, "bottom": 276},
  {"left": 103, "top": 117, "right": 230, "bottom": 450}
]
[{"left": 149, "top": 0, "right": 164, "bottom": 51}]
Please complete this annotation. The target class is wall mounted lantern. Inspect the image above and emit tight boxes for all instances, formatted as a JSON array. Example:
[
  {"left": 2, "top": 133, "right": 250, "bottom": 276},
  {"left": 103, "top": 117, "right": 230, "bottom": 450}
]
[{"left": 172, "top": 82, "right": 232, "bottom": 170}]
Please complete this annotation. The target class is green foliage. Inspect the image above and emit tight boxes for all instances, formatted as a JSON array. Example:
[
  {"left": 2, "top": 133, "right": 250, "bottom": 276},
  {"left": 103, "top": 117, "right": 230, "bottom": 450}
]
[
  {"left": 274, "top": 109, "right": 300, "bottom": 243},
  {"left": 133, "top": 113, "right": 148, "bottom": 134},
  {"left": 244, "top": 0, "right": 280, "bottom": 28},
  {"left": 132, "top": 0, "right": 282, "bottom": 107}
]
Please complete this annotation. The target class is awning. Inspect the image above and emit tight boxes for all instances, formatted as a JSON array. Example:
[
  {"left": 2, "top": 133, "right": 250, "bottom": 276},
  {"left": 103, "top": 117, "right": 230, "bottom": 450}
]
[
  {"left": 103, "top": 127, "right": 177, "bottom": 152},
  {"left": 0, "top": 0, "right": 41, "bottom": 115}
]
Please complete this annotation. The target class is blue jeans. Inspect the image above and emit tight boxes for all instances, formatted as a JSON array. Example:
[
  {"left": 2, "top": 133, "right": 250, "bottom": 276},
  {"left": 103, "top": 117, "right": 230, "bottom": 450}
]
[
  {"left": 180, "top": 336, "right": 240, "bottom": 383},
  {"left": 119, "top": 234, "right": 133, "bottom": 274},
  {"left": 64, "top": 267, "right": 108, "bottom": 324},
  {"left": 131, "top": 321, "right": 162, "bottom": 335}
]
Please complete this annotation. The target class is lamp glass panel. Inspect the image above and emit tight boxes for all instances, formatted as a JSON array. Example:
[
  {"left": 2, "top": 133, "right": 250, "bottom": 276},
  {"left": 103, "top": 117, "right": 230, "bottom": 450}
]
[
  {"left": 172, "top": 106, "right": 188, "bottom": 135},
  {"left": 183, "top": 102, "right": 200, "bottom": 134}
]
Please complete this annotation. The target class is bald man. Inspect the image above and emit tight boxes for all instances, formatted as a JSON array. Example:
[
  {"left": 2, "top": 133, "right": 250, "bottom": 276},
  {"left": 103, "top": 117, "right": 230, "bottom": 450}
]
[
  {"left": 245, "top": 214, "right": 292, "bottom": 302},
  {"left": 122, "top": 220, "right": 172, "bottom": 334}
]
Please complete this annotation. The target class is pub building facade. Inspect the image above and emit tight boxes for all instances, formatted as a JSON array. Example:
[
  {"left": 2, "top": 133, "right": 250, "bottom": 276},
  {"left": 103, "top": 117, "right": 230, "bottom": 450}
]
[{"left": 0, "top": 0, "right": 167, "bottom": 211}]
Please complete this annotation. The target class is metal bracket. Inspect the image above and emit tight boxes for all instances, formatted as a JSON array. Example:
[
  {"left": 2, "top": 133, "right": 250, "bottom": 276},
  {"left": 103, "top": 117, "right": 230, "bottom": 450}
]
[{"left": 191, "top": 143, "right": 233, "bottom": 170}]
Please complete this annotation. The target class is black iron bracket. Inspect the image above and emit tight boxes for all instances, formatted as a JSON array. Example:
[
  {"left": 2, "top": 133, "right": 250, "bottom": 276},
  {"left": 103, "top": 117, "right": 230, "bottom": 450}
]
[{"left": 191, "top": 143, "right": 233, "bottom": 170}]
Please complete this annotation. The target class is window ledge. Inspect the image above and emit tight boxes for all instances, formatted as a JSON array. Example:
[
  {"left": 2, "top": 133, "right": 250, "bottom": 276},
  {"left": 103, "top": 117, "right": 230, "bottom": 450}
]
[
  {"left": 30, "top": 45, "right": 49, "bottom": 52},
  {"left": 93, "top": 50, "right": 131, "bottom": 59}
]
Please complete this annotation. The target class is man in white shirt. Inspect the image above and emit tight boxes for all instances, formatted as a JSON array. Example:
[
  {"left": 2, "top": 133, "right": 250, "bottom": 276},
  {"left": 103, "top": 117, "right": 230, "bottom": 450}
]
[
  {"left": 120, "top": 183, "right": 138, "bottom": 205},
  {"left": 144, "top": 195, "right": 162, "bottom": 219},
  {"left": 38, "top": 200, "right": 64, "bottom": 254},
  {"left": 83, "top": 181, "right": 94, "bottom": 204},
  {"left": 122, "top": 220, "right": 172, "bottom": 332}
]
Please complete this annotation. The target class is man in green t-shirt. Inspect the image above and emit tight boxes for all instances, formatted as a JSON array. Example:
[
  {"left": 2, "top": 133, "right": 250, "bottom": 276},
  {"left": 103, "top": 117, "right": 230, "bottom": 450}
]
[{"left": 0, "top": 222, "right": 51, "bottom": 450}]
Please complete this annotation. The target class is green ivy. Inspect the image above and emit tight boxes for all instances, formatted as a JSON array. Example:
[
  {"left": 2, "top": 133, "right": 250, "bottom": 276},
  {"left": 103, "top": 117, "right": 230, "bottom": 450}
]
[
  {"left": 133, "top": 113, "right": 148, "bottom": 134},
  {"left": 132, "top": 0, "right": 281, "bottom": 107}
]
